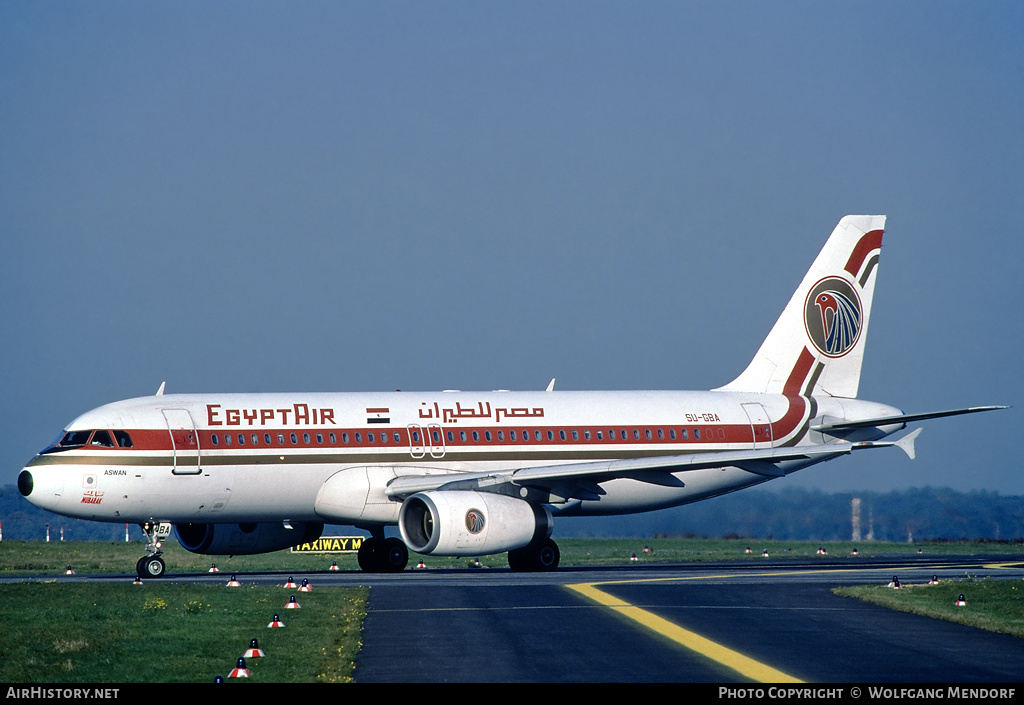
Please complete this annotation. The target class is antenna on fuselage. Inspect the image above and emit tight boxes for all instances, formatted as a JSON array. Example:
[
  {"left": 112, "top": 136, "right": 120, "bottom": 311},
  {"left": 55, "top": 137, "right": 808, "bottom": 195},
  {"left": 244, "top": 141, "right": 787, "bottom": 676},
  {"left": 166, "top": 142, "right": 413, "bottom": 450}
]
[
  {"left": 546, "top": 378, "right": 556, "bottom": 392},
  {"left": 155, "top": 381, "right": 166, "bottom": 396}
]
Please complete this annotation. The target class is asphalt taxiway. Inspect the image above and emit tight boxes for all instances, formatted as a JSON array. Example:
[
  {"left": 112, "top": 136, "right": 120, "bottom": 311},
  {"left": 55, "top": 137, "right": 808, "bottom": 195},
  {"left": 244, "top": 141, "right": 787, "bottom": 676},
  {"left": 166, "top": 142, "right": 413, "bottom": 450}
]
[{"left": 346, "top": 558, "right": 1024, "bottom": 683}]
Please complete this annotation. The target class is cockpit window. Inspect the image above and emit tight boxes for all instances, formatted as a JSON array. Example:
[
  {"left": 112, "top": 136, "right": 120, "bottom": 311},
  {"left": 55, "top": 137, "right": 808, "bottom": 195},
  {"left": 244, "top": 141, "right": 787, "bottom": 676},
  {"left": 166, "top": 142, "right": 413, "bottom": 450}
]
[
  {"left": 90, "top": 430, "right": 114, "bottom": 447},
  {"left": 60, "top": 430, "right": 93, "bottom": 447},
  {"left": 41, "top": 429, "right": 135, "bottom": 454}
]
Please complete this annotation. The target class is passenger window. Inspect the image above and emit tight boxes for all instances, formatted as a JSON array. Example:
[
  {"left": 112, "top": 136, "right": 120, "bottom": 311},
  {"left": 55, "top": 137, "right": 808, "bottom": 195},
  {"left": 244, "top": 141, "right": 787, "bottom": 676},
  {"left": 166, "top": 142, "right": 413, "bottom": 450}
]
[
  {"left": 291, "top": 433, "right": 298, "bottom": 444},
  {"left": 211, "top": 434, "right": 219, "bottom": 446},
  {"left": 367, "top": 433, "right": 374, "bottom": 443},
  {"left": 252, "top": 433, "right": 259, "bottom": 445},
  {"left": 510, "top": 430, "right": 517, "bottom": 441},
  {"left": 278, "top": 433, "right": 286, "bottom": 444},
  {"left": 559, "top": 430, "right": 566, "bottom": 441},
  {"left": 265, "top": 433, "right": 272, "bottom": 445},
  {"left": 329, "top": 433, "right": 336, "bottom": 444},
  {"left": 304, "top": 433, "right": 311, "bottom": 444},
  {"left": 225, "top": 434, "right": 232, "bottom": 446},
  {"left": 354, "top": 433, "right": 362, "bottom": 444},
  {"left": 393, "top": 432, "right": 401, "bottom": 443}
]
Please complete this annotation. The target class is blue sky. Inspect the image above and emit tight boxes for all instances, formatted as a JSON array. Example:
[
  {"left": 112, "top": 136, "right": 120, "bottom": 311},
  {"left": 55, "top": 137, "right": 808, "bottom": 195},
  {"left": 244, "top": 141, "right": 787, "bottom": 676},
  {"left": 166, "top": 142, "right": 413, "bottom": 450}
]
[{"left": 1, "top": 2, "right": 1021, "bottom": 497}]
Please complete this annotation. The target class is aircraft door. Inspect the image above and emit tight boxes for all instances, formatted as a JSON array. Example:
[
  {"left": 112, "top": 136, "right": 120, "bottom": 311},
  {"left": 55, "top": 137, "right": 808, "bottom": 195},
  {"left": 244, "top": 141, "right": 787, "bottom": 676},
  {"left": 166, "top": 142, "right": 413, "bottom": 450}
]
[
  {"left": 162, "top": 409, "right": 202, "bottom": 475},
  {"left": 408, "top": 424, "right": 446, "bottom": 459},
  {"left": 407, "top": 424, "right": 426, "bottom": 459},
  {"left": 427, "top": 424, "right": 445, "bottom": 458},
  {"left": 741, "top": 403, "right": 773, "bottom": 450}
]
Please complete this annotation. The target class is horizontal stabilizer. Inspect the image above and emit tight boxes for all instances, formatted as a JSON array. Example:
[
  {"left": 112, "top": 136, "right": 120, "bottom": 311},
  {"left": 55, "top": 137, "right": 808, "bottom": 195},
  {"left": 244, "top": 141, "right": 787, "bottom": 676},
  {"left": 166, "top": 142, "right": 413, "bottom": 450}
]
[{"left": 812, "top": 405, "right": 1007, "bottom": 432}]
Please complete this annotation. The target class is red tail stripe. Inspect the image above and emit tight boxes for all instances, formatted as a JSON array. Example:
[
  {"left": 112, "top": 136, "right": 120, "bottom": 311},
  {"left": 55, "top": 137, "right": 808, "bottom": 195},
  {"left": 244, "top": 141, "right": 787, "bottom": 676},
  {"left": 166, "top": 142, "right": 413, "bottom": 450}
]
[{"left": 844, "top": 229, "right": 884, "bottom": 278}]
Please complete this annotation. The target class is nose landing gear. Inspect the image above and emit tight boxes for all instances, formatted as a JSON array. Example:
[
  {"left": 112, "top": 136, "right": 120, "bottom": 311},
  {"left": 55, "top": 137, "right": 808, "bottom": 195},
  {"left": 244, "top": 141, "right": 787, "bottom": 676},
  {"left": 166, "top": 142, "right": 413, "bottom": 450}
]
[{"left": 136, "top": 521, "right": 172, "bottom": 579}]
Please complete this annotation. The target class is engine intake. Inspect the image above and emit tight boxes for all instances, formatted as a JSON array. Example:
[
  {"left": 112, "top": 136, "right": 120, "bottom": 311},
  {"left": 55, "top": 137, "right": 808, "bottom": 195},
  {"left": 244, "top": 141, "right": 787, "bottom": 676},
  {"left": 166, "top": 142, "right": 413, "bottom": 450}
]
[
  {"left": 175, "top": 521, "right": 323, "bottom": 555},
  {"left": 399, "top": 490, "right": 552, "bottom": 556}
]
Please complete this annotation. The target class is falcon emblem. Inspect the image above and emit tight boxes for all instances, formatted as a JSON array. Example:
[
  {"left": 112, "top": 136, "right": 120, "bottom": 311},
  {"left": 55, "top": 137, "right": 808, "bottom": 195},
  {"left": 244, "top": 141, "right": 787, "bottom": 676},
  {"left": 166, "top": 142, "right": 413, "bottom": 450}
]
[{"left": 804, "top": 277, "right": 863, "bottom": 357}]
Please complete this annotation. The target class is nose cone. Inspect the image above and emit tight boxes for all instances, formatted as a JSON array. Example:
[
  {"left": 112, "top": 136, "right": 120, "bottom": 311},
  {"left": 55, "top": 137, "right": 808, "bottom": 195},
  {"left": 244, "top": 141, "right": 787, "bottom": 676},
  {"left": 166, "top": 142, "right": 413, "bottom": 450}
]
[
  {"left": 18, "top": 469, "right": 34, "bottom": 497},
  {"left": 18, "top": 464, "right": 65, "bottom": 514}
]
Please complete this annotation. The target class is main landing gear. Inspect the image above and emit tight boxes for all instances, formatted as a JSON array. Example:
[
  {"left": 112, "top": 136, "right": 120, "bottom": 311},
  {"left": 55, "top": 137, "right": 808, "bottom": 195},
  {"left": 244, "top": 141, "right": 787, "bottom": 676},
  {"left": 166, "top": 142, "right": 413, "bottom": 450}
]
[
  {"left": 508, "top": 538, "right": 560, "bottom": 572},
  {"left": 357, "top": 531, "right": 409, "bottom": 573},
  {"left": 136, "top": 521, "right": 172, "bottom": 579}
]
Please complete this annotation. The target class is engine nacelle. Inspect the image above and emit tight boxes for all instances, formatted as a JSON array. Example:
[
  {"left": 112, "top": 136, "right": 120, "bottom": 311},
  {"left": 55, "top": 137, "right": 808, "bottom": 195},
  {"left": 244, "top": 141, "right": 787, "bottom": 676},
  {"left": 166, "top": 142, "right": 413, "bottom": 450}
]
[
  {"left": 399, "top": 490, "right": 552, "bottom": 556},
  {"left": 175, "top": 521, "right": 324, "bottom": 555}
]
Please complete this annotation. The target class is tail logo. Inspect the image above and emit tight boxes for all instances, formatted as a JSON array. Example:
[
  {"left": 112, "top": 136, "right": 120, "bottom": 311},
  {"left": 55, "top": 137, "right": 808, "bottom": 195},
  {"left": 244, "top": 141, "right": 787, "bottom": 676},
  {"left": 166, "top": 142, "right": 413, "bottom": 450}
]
[{"left": 804, "top": 277, "right": 863, "bottom": 358}]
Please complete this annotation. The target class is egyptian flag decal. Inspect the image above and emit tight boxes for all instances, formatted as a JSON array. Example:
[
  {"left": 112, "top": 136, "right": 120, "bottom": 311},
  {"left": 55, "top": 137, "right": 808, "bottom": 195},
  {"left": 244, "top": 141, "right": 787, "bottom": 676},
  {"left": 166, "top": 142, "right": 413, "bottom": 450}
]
[{"left": 366, "top": 407, "right": 390, "bottom": 424}]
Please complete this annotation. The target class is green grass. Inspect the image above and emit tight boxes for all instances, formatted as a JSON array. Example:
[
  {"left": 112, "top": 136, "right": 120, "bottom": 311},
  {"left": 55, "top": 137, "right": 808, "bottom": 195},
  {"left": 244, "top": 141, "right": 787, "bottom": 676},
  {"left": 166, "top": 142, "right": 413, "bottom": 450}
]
[
  {"left": 833, "top": 580, "right": 1024, "bottom": 638},
  {"left": 0, "top": 582, "right": 366, "bottom": 683},
  {"left": 1, "top": 537, "right": 1021, "bottom": 575}
]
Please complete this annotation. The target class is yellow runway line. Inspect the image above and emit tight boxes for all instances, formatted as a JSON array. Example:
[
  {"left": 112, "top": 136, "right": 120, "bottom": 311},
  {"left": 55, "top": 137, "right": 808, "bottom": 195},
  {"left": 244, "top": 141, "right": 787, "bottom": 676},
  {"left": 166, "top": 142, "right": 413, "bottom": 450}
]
[{"left": 567, "top": 582, "right": 803, "bottom": 683}]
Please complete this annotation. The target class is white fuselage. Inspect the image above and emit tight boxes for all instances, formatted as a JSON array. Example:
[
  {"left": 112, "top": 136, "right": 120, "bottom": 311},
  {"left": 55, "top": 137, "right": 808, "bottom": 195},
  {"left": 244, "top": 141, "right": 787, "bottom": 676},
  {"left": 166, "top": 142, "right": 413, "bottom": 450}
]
[{"left": 21, "top": 389, "right": 900, "bottom": 527}]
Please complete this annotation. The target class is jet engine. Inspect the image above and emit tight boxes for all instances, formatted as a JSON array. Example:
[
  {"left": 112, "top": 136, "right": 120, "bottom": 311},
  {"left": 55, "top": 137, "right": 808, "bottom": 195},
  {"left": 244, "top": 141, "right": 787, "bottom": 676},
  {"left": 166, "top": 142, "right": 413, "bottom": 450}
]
[
  {"left": 398, "top": 490, "right": 552, "bottom": 556},
  {"left": 175, "top": 521, "right": 324, "bottom": 555}
]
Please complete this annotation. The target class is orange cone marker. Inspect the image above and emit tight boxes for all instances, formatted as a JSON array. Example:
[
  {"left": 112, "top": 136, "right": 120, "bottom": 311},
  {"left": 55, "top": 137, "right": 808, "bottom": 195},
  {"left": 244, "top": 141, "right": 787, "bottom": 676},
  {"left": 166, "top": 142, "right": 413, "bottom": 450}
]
[
  {"left": 329, "top": 561, "right": 340, "bottom": 571},
  {"left": 226, "top": 575, "right": 241, "bottom": 587},
  {"left": 956, "top": 594, "right": 967, "bottom": 606},
  {"left": 228, "top": 657, "right": 249, "bottom": 678},
  {"left": 285, "top": 595, "right": 300, "bottom": 609},
  {"left": 283, "top": 577, "right": 297, "bottom": 588},
  {"left": 243, "top": 639, "right": 265, "bottom": 658},
  {"left": 267, "top": 614, "right": 285, "bottom": 628},
  {"left": 299, "top": 578, "right": 312, "bottom": 592}
]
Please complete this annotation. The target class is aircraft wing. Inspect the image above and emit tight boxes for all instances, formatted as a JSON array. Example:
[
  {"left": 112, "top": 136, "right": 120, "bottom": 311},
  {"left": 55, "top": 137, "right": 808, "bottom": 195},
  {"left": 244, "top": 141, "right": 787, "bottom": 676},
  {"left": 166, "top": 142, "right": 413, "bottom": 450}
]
[{"left": 384, "top": 433, "right": 920, "bottom": 500}]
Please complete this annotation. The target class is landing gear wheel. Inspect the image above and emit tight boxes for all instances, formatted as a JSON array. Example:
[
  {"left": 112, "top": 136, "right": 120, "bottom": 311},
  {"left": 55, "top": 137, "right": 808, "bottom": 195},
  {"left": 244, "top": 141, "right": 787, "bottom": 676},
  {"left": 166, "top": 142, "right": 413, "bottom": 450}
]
[
  {"left": 508, "top": 538, "right": 560, "bottom": 572},
  {"left": 535, "top": 538, "right": 560, "bottom": 571},
  {"left": 137, "top": 555, "right": 165, "bottom": 579},
  {"left": 357, "top": 537, "right": 410, "bottom": 572},
  {"left": 357, "top": 538, "right": 380, "bottom": 572},
  {"left": 382, "top": 537, "right": 409, "bottom": 573}
]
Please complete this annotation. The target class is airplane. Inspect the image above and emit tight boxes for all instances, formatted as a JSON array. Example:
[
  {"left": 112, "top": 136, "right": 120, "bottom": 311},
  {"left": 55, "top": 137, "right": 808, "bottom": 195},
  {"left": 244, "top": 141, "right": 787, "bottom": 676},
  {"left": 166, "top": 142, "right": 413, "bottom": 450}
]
[{"left": 17, "top": 215, "right": 1005, "bottom": 578}]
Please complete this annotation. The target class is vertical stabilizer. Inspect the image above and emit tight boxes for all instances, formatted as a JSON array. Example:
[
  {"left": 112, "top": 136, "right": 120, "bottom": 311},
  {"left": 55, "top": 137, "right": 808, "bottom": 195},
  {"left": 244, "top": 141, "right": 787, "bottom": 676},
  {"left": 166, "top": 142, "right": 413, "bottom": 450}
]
[{"left": 715, "top": 215, "right": 886, "bottom": 398}]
